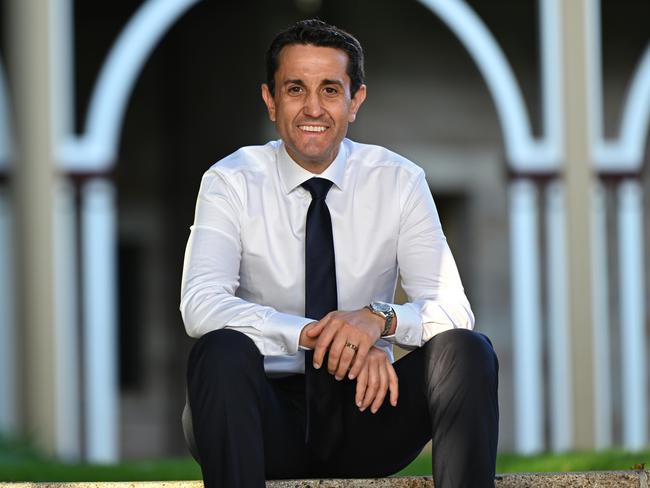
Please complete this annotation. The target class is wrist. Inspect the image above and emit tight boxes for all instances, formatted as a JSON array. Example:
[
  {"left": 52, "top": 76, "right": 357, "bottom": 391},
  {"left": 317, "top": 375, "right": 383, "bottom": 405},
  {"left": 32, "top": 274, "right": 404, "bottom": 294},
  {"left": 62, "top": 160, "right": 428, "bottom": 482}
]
[
  {"left": 363, "top": 308, "right": 385, "bottom": 336},
  {"left": 365, "top": 302, "right": 395, "bottom": 337}
]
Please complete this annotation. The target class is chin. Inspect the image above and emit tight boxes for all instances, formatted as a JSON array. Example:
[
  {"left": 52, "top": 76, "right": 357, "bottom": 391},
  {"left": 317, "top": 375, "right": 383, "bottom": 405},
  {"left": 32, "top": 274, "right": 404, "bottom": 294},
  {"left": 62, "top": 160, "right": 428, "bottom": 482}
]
[{"left": 303, "top": 145, "right": 336, "bottom": 160}]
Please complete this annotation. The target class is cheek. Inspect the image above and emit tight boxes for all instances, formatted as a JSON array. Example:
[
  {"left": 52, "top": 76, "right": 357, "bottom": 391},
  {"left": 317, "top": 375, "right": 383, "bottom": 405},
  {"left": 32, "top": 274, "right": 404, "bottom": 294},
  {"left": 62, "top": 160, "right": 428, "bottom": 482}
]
[
  {"left": 277, "top": 107, "right": 298, "bottom": 125},
  {"left": 329, "top": 103, "right": 352, "bottom": 123}
]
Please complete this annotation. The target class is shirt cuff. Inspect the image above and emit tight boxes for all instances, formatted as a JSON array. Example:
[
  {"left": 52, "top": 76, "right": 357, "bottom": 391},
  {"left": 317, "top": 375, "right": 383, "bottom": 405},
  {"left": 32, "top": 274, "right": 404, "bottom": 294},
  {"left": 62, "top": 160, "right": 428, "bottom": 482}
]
[
  {"left": 374, "top": 338, "right": 395, "bottom": 363},
  {"left": 263, "top": 312, "right": 314, "bottom": 356},
  {"left": 389, "top": 303, "right": 422, "bottom": 347}
]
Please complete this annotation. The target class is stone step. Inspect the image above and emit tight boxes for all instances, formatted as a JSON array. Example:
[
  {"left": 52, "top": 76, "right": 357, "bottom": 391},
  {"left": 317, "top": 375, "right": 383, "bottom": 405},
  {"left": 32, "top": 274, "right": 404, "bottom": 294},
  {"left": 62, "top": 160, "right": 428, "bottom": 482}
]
[{"left": 0, "top": 471, "right": 649, "bottom": 487}]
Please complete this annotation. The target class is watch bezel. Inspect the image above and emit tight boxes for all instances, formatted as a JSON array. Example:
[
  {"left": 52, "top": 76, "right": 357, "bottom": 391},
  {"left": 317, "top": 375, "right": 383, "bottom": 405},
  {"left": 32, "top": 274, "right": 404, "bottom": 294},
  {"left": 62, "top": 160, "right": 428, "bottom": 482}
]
[
  {"left": 370, "top": 301, "right": 392, "bottom": 314},
  {"left": 368, "top": 301, "right": 394, "bottom": 336}
]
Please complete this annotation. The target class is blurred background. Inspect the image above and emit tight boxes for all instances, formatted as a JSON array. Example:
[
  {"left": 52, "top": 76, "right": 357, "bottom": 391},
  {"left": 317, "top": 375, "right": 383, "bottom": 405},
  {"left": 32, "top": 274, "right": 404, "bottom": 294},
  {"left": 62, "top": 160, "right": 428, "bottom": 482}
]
[{"left": 0, "top": 0, "right": 649, "bottom": 466}]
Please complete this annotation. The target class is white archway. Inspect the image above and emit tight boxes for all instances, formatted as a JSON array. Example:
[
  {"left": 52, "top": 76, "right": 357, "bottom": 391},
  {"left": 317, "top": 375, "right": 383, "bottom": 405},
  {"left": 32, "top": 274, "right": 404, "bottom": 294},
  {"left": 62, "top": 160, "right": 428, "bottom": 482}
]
[
  {"left": 595, "top": 44, "right": 650, "bottom": 171},
  {"left": 53, "top": 0, "right": 204, "bottom": 462},
  {"left": 416, "top": 0, "right": 563, "bottom": 172},
  {"left": 58, "top": 0, "right": 203, "bottom": 171},
  {"left": 416, "top": 0, "right": 650, "bottom": 453},
  {"left": 416, "top": 0, "right": 563, "bottom": 454}
]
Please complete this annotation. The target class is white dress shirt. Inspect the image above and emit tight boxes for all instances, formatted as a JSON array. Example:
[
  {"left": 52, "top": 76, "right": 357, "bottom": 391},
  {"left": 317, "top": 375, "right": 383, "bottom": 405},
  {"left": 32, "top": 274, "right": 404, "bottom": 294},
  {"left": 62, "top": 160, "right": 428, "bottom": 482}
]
[{"left": 180, "top": 138, "right": 474, "bottom": 375}]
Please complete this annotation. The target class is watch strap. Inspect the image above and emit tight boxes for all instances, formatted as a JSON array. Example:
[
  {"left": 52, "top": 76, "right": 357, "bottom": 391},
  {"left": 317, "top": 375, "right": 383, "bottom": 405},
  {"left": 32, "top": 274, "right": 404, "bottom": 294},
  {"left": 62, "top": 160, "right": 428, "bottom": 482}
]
[
  {"left": 366, "top": 303, "right": 394, "bottom": 336},
  {"left": 380, "top": 313, "right": 393, "bottom": 336}
]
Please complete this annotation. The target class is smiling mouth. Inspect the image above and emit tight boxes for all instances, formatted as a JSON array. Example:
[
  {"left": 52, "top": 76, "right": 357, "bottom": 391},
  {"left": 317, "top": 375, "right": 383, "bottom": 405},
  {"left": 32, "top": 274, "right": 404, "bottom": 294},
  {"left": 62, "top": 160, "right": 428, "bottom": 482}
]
[{"left": 298, "top": 125, "right": 328, "bottom": 133}]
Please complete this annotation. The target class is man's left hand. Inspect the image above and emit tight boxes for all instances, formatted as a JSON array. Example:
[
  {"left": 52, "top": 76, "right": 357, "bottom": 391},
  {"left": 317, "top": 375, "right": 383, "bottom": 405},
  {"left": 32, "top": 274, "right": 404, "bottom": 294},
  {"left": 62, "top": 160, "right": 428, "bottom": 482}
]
[
  {"left": 305, "top": 308, "right": 384, "bottom": 380},
  {"left": 355, "top": 346, "right": 399, "bottom": 413}
]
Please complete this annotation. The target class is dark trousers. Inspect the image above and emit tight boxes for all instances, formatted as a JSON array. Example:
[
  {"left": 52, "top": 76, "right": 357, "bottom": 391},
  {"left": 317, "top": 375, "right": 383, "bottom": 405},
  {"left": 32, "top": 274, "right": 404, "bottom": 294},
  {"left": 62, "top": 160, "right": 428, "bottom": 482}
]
[{"left": 186, "top": 328, "right": 499, "bottom": 488}]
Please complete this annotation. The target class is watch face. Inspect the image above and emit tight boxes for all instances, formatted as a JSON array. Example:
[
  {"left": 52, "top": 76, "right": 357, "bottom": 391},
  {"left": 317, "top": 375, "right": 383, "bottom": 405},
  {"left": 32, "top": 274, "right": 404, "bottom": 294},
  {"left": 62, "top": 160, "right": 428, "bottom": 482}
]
[{"left": 372, "top": 302, "right": 392, "bottom": 313}]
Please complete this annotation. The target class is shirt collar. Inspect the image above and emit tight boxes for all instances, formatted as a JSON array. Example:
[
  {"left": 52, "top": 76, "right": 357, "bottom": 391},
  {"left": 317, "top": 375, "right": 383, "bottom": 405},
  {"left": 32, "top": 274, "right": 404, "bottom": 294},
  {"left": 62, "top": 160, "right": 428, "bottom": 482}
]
[{"left": 277, "top": 140, "right": 348, "bottom": 194}]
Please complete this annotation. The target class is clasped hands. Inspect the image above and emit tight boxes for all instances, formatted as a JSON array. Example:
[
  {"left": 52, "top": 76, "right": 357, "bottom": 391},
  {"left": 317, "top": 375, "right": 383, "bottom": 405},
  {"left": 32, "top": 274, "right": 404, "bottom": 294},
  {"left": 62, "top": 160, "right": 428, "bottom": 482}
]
[{"left": 299, "top": 308, "right": 398, "bottom": 414}]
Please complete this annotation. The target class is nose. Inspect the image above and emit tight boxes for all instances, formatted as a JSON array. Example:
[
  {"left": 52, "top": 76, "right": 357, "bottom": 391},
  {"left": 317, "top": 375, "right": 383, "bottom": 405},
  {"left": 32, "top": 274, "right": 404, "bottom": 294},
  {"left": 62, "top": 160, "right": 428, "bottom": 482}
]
[{"left": 303, "top": 92, "right": 324, "bottom": 118}]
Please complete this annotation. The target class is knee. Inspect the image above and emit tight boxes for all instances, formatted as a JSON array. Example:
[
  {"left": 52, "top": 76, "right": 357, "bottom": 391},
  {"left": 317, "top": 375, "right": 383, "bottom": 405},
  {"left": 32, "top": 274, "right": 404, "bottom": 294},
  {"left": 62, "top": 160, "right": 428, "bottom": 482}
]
[
  {"left": 425, "top": 329, "right": 498, "bottom": 380},
  {"left": 189, "top": 328, "right": 262, "bottom": 373},
  {"left": 185, "top": 330, "right": 265, "bottom": 440}
]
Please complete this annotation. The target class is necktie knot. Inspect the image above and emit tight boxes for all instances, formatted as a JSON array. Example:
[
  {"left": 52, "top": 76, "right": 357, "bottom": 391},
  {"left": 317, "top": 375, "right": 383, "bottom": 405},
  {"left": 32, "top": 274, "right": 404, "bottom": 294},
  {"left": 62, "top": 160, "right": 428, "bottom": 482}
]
[{"left": 302, "top": 177, "right": 333, "bottom": 200}]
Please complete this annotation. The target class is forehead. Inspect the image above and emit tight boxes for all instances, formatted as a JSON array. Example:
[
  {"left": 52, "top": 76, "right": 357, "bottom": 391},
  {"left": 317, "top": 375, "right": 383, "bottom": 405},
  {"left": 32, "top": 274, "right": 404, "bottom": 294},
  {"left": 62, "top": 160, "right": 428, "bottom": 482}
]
[{"left": 275, "top": 44, "right": 350, "bottom": 82}]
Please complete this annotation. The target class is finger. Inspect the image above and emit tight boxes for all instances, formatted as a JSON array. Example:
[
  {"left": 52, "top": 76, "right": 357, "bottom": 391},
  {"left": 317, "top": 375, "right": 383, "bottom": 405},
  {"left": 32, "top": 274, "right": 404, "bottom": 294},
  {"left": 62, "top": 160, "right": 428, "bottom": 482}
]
[
  {"left": 327, "top": 333, "right": 348, "bottom": 376},
  {"left": 334, "top": 341, "right": 357, "bottom": 380},
  {"left": 355, "top": 368, "right": 368, "bottom": 408},
  {"left": 348, "top": 342, "right": 370, "bottom": 380},
  {"left": 370, "top": 363, "right": 389, "bottom": 413},
  {"left": 306, "top": 321, "right": 325, "bottom": 337},
  {"left": 312, "top": 317, "right": 338, "bottom": 368},
  {"left": 362, "top": 360, "right": 379, "bottom": 411},
  {"left": 387, "top": 363, "right": 399, "bottom": 406}
]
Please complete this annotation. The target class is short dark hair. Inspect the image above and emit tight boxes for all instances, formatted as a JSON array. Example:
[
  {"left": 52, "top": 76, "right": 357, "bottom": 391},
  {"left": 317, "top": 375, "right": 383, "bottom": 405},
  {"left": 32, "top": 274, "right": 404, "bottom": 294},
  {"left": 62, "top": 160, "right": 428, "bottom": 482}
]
[{"left": 265, "top": 19, "right": 365, "bottom": 97}]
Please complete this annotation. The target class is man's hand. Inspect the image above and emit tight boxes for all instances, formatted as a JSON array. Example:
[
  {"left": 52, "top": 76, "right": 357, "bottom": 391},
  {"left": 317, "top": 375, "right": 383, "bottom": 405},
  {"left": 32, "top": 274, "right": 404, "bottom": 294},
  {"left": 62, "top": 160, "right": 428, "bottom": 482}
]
[
  {"left": 355, "top": 346, "right": 398, "bottom": 413},
  {"left": 304, "top": 308, "right": 384, "bottom": 381}
]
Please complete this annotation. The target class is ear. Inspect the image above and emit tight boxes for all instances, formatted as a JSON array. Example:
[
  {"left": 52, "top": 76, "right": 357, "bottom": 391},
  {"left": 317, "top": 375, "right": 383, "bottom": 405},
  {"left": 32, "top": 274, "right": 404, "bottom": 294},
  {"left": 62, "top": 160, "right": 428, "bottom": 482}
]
[
  {"left": 347, "top": 84, "right": 367, "bottom": 123},
  {"left": 261, "top": 84, "right": 276, "bottom": 122}
]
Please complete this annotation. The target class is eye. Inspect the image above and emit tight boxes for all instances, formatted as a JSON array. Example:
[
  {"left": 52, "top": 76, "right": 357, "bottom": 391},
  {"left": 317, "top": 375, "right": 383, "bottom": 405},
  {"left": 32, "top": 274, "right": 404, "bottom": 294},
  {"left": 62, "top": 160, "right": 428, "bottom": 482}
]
[
  {"left": 287, "top": 85, "right": 303, "bottom": 95},
  {"left": 323, "top": 86, "right": 339, "bottom": 96}
]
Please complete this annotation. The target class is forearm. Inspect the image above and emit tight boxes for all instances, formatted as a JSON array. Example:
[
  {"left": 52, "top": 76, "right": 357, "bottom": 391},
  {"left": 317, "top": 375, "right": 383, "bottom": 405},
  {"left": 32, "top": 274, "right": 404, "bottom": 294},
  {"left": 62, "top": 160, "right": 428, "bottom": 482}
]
[
  {"left": 180, "top": 283, "right": 312, "bottom": 355},
  {"left": 393, "top": 169, "right": 475, "bottom": 348}
]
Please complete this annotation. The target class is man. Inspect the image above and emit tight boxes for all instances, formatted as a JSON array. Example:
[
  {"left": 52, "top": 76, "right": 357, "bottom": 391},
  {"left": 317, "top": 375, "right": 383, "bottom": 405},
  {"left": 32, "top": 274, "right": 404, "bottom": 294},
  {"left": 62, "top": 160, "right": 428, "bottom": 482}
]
[{"left": 180, "top": 19, "right": 498, "bottom": 488}]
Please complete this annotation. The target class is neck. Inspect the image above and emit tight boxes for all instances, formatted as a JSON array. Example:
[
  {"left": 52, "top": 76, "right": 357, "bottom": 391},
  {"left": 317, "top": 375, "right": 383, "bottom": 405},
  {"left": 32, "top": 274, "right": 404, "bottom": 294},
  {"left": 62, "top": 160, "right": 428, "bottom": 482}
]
[{"left": 285, "top": 147, "right": 339, "bottom": 174}]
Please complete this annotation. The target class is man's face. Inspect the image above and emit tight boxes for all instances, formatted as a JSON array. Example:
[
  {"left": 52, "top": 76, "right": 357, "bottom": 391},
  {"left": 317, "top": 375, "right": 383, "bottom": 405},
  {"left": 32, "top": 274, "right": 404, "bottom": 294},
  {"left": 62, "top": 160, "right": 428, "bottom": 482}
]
[{"left": 261, "top": 44, "right": 366, "bottom": 172}]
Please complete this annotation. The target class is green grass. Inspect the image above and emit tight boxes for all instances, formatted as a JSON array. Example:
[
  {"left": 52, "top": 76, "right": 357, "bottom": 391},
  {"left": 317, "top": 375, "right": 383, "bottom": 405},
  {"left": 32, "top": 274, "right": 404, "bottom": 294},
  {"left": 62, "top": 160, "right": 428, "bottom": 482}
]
[
  {"left": 0, "top": 458, "right": 202, "bottom": 482},
  {"left": 1, "top": 436, "right": 649, "bottom": 481},
  {"left": 396, "top": 450, "right": 650, "bottom": 476}
]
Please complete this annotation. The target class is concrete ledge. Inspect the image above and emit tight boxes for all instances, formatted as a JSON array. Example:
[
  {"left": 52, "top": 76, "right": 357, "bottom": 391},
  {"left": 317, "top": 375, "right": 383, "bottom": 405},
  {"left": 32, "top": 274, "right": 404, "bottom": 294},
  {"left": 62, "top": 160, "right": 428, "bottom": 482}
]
[{"left": 0, "top": 471, "right": 648, "bottom": 487}]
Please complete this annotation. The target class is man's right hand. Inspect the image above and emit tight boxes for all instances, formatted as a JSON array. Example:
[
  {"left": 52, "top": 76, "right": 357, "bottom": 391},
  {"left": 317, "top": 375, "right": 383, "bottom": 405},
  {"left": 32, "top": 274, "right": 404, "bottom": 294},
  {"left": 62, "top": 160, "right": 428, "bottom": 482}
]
[{"left": 355, "top": 346, "right": 398, "bottom": 413}]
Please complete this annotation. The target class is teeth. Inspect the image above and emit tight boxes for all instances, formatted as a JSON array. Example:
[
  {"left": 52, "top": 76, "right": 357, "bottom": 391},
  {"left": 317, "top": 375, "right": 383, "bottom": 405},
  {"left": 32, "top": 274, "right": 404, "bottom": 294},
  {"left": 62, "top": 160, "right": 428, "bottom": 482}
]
[{"left": 300, "top": 125, "right": 327, "bottom": 132}]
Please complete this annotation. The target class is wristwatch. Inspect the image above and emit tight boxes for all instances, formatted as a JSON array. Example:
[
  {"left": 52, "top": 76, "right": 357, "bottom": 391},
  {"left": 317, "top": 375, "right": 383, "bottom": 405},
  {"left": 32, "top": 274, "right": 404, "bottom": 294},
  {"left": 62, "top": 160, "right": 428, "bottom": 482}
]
[{"left": 365, "top": 301, "right": 395, "bottom": 336}]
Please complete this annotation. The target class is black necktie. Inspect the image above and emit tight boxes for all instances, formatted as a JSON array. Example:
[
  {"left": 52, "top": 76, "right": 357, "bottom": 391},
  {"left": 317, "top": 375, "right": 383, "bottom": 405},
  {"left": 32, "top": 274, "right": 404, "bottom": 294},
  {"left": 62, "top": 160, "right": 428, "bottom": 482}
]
[
  {"left": 302, "top": 177, "right": 342, "bottom": 459},
  {"left": 303, "top": 178, "right": 337, "bottom": 319}
]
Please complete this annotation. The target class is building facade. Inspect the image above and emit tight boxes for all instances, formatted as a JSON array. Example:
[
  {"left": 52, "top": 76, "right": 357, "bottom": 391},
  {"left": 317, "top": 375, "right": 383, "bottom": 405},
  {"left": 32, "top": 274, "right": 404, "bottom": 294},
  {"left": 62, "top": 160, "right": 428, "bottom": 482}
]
[{"left": 0, "top": 0, "right": 648, "bottom": 460}]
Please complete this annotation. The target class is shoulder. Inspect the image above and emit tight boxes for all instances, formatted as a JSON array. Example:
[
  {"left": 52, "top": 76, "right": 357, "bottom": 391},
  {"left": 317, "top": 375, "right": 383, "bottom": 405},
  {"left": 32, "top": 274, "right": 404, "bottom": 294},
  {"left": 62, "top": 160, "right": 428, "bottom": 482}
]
[
  {"left": 344, "top": 139, "right": 425, "bottom": 179},
  {"left": 207, "top": 140, "right": 279, "bottom": 177},
  {"left": 344, "top": 140, "right": 429, "bottom": 210},
  {"left": 200, "top": 140, "right": 279, "bottom": 191}
]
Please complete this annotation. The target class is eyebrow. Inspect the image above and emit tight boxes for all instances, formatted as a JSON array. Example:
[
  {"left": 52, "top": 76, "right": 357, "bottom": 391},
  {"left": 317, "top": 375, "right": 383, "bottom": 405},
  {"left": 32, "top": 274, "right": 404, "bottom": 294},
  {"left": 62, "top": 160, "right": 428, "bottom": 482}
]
[
  {"left": 282, "top": 79, "right": 345, "bottom": 88},
  {"left": 283, "top": 79, "right": 306, "bottom": 87},
  {"left": 321, "top": 79, "right": 345, "bottom": 88}
]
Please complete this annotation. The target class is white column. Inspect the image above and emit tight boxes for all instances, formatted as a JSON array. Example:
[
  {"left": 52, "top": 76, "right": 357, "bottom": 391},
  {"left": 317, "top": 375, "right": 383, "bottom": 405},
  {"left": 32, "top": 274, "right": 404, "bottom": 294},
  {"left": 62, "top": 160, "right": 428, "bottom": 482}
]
[
  {"left": 509, "top": 178, "right": 544, "bottom": 454},
  {"left": 618, "top": 179, "right": 647, "bottom": 450},
  {"left": 561, "top": 0, "right": 596, "bottom": 449},
  {"left": 0, "top": 185, "right": 17, "bottom": 433},
  {"left": 82, "top": 178, "right": 119, "bottom": 462},
  {"left": 591, "top": 181, "right": 612, "bottom": 449},
  {"left": 545, "top": 180, "right": 572, "bottom": 452},
  {"left": 7, "top": 0, "right": 59, "bottom": 454},
  {"left": 53, "top": 178, "right": 80, "bottom": 460}
]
